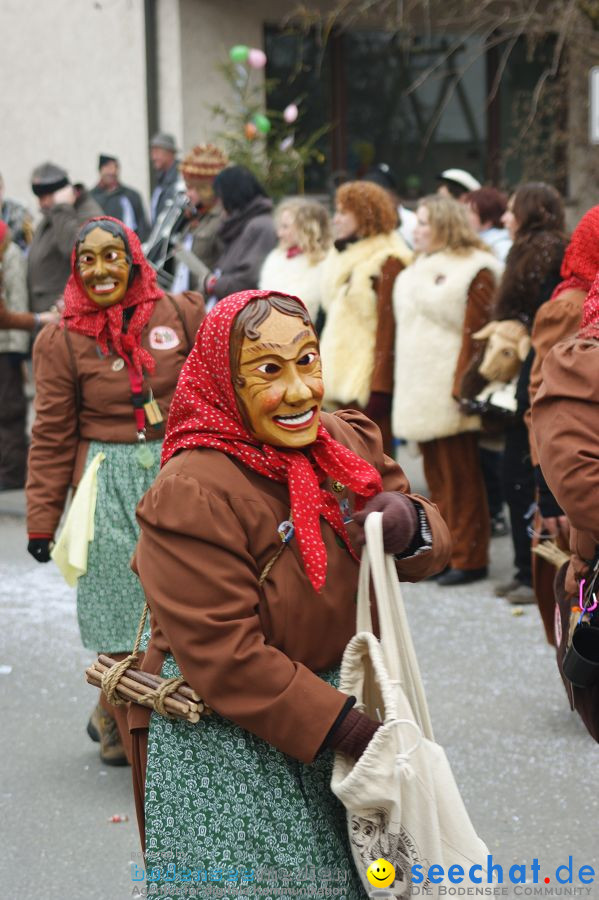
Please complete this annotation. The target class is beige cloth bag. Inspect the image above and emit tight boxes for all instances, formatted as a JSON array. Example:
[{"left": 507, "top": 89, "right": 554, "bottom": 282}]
[{"left": 331, "top": 512, "right": 488, "bottom": 898}]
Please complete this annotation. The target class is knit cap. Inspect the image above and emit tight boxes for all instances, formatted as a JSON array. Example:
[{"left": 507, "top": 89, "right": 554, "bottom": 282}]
[{"left": 180, "top": 145, "right": 229, "bottom": 182}]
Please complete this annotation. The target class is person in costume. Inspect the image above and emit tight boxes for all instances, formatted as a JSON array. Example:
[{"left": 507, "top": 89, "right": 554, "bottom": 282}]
[
  {"left": 129, "top": 289, "right": 451, "bottom": 894},
  {"left": 532, "top": 271, "right": 599, "bottom": 742},
  {"left": 392, "top": 194, "right": 503, "bottom": 586},
  {"left": 491, "top": 183, "right": 566, "bottom": 605},
  {"left": 525, "top": 205, "right": 598, "bottom": 643},
  {"left": 25, "top": 216, "right": 204, "bottom": 765},
  {"left": 319, "top": 180, "right": 413, "bottom": 456},
  {"left": 259, "top": 196, "right": 331, "bottom": 323},
  {"left": 170, "top": 143, "right": 228, "bottom": 294}
]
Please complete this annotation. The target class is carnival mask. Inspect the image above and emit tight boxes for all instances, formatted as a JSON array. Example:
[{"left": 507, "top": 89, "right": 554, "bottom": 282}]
[
  {"left": 77, "top": 226, "right": 131, "bottom": 308},
  {"left": 235, "top": 308, "right": 323, "bottom": 448}
]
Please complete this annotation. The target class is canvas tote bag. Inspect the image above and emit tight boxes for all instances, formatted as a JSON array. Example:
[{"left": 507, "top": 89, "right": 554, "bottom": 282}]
[{"left": 331, "top": 512, "right": 488, "bottom": 897}]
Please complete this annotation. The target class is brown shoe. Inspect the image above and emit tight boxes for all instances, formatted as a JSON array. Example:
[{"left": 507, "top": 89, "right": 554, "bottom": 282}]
[
  {"left": 100, "top": 711, "right": 129, "bottom": 766},
  {"left": 86, "top": 702, "right": 103, "bottom": 742}
]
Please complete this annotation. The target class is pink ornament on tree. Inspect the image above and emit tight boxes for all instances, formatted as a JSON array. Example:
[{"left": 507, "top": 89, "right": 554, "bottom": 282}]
[
  {"left": 283, "top": 103, "right": 299, "bottom": 124},
  {"left": 248, "top": 48, "right": 267, "bottom": 69}
]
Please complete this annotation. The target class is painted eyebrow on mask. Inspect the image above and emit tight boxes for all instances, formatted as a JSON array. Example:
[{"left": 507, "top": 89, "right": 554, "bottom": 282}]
[
  {"left": 78, "top": 242, "right": 127, "bottom": 256},
  {"left": 243, "top": 330, "right": 314, "bottom": 356}
]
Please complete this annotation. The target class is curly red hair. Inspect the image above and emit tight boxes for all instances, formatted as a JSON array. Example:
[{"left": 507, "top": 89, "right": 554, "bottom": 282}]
[{"left": 336, "top": 181, "right": 398, "bottom": 237}]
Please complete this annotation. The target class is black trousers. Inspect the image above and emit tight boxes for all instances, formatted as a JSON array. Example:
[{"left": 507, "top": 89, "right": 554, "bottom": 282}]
[
  {"left": 0, "top": 355, "right": 28, "bottom": 488},
  {"left": 501, "top": 421, "right": 534, "bottom": 585},
  {"left": 479, "top": 445, "right": 504, "bottom": 520}
]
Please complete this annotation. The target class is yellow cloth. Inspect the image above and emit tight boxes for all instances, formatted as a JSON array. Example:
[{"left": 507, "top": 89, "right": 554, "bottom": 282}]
[{"left": 51, "top": 452, "right": 105, "bottom": 587}]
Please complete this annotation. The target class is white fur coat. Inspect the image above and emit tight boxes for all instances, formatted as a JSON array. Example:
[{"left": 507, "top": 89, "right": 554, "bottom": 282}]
[
  {"left": 319, "top": 232, "right": 412, "bottom": 407},
  {"left": 392, "top": 248, "right": 503, "bottom": 442},
  {"left": 258, "top": 248, "right": 326, "bottom": 322}
]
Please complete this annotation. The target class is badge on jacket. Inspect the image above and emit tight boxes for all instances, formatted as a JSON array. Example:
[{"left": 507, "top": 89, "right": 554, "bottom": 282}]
[{"left": 149, "top": 326, "right": 180, "bottom": 350}]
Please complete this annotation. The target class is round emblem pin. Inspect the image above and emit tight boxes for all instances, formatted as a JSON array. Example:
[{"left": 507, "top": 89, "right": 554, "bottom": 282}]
[
  {"left": 111, "top": 358, "right": 125, "bottom": 372},
  {"left": 332, "top": 480, "right": 345, "bottom": 493}
]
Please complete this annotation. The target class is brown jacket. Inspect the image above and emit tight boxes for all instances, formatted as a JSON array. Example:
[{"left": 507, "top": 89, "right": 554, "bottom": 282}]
[
  {"left": 130, "top": 410, "right": 451, "bottom": 763},
  {"left": 370, "top": 256, "right": 405, "bottom": 395},
  {"left": 27, "top": 190, "right": 103, "bottom": 313},
  {"left": 525, "top": 289, "right": 585, "bottom": 466},
  {"left": 452, "top": 268, "right": 498, "bottom": 401},
  {"left": 532, "top": 337, "right": 599, "bottom": 596},
  {"left": 26, "top": 292, "right": 204, "bottom": 537}
]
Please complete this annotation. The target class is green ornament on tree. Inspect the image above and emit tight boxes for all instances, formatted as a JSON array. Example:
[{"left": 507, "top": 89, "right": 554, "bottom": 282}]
[
  {"left": 229, "top": 45, "right": 249, "bottom": 63},
  {"left": 253, "top": 114, "right": 271, "bottom": 134}
]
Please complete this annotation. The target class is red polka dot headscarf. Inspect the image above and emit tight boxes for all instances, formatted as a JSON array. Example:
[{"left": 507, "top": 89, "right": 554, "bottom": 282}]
[
  {"left": 553, "top": 204, "right": 599, "bottom": 301},
  {"left": 162, "top": 289, "right": 383, "bottom": 590}
]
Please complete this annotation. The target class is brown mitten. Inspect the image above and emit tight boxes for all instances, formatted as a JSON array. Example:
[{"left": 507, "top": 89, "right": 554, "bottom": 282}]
[
  {"left": 353, "top": 491, "right": 419, "bottom": 555},
  {"left": 327, "top": 708, "right": 381, "bottom": 759}
]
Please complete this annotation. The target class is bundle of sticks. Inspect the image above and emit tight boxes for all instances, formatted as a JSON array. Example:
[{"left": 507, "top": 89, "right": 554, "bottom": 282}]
[
  {"left": 532, "top": 540, "right": 571, "bottom": 569},
  {"left": 85, "top": 655, "right": 211, "bottom": 724}
]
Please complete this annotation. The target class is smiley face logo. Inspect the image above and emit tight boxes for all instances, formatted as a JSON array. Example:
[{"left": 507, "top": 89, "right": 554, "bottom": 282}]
[{"left": 366, "top": 857, "right": 396, "bottom": 888}]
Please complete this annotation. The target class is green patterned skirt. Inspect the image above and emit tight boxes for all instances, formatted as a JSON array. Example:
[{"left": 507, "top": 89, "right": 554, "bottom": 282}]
[
  {"left": 143, "top": 655, "right": 367, "bottom": 900},
  {"left": 76, "top": 439, "right": 161, "bottom": 653}
]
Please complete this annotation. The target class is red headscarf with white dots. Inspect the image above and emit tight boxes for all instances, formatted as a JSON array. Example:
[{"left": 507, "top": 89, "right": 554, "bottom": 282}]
[
  {"left": 552, "top": 205, "right": 599, "bottom": 301},
  {"left": 162, "top": 289, "right": 383, "bottom": 591}
]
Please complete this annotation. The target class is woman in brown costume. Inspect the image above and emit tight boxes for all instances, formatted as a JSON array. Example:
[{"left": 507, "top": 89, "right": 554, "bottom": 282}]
[
  {"left": 526, "top": 206, "right": 599, "bottom": 641},
  {"left": 532, "top": 272, "right": 599, "bottom": 741},
  {"left": 129, "top": 289, "right": 450, "bottom": 894},
  {"left": 26, "top": 216, "right": 204, "bottom": 765}
]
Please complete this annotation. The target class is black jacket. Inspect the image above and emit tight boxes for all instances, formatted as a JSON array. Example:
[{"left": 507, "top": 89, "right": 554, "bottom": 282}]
[{"left": 90, "top": 183, "right": 150, "bottom": 241}]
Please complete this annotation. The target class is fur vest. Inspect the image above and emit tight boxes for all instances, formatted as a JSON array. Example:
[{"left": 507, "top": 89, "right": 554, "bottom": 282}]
[
  {"left": 392, "top": 248, "right": 503, "bottom": 442},
  {"left": 258, "top": 248, "right": 326, "bottom": 322},
  {"left": 319, "top": 232, "right": 412, "bottom": 407}
]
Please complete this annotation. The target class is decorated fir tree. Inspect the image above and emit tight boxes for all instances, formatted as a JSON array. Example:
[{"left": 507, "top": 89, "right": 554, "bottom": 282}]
[{"left": 210, "top": 45, "right": 326, "bottom": 198}]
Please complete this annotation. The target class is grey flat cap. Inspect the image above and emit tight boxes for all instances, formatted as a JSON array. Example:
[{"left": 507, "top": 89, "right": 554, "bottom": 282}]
[{"left": 150, "top": 132, "right": 178, "bottom": 152}]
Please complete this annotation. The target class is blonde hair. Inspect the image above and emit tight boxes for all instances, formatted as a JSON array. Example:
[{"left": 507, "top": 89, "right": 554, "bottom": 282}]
[
  {"left": 418, "top": 194, "right": 489, "bottom": 255},
  {"left": 275, "top": 197, "right": 332, "bottom": 264}
]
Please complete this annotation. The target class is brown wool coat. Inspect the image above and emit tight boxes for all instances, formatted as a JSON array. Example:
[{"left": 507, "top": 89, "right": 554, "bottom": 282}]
[
  {"left": 130, "top": 410, "right": 451, "bottom": 764},
  {"left": 525, "top": 289, "right": 585, "bottom": 466},
  {"left": 452, "top": 268, "right": 498, "bottom": 401},
  {"left": 532, "top": 337, "right": 599, "bottom": 597},
  {"left": 26, "top": 291, "right": 205, "bottom": 537}
]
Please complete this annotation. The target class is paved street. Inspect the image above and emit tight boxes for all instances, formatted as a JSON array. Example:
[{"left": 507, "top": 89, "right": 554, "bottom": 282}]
[{"left": 1, "top": 452, "right": 598, "bottom": 899}]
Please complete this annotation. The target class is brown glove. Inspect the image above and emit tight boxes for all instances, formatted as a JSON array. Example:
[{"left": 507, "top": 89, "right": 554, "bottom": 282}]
[
  {"left": 353, "top": 491, "right": 419, "bottom": 555},
  {"left": 327, "top": 708, "right": 381, "bottom": 759}
]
